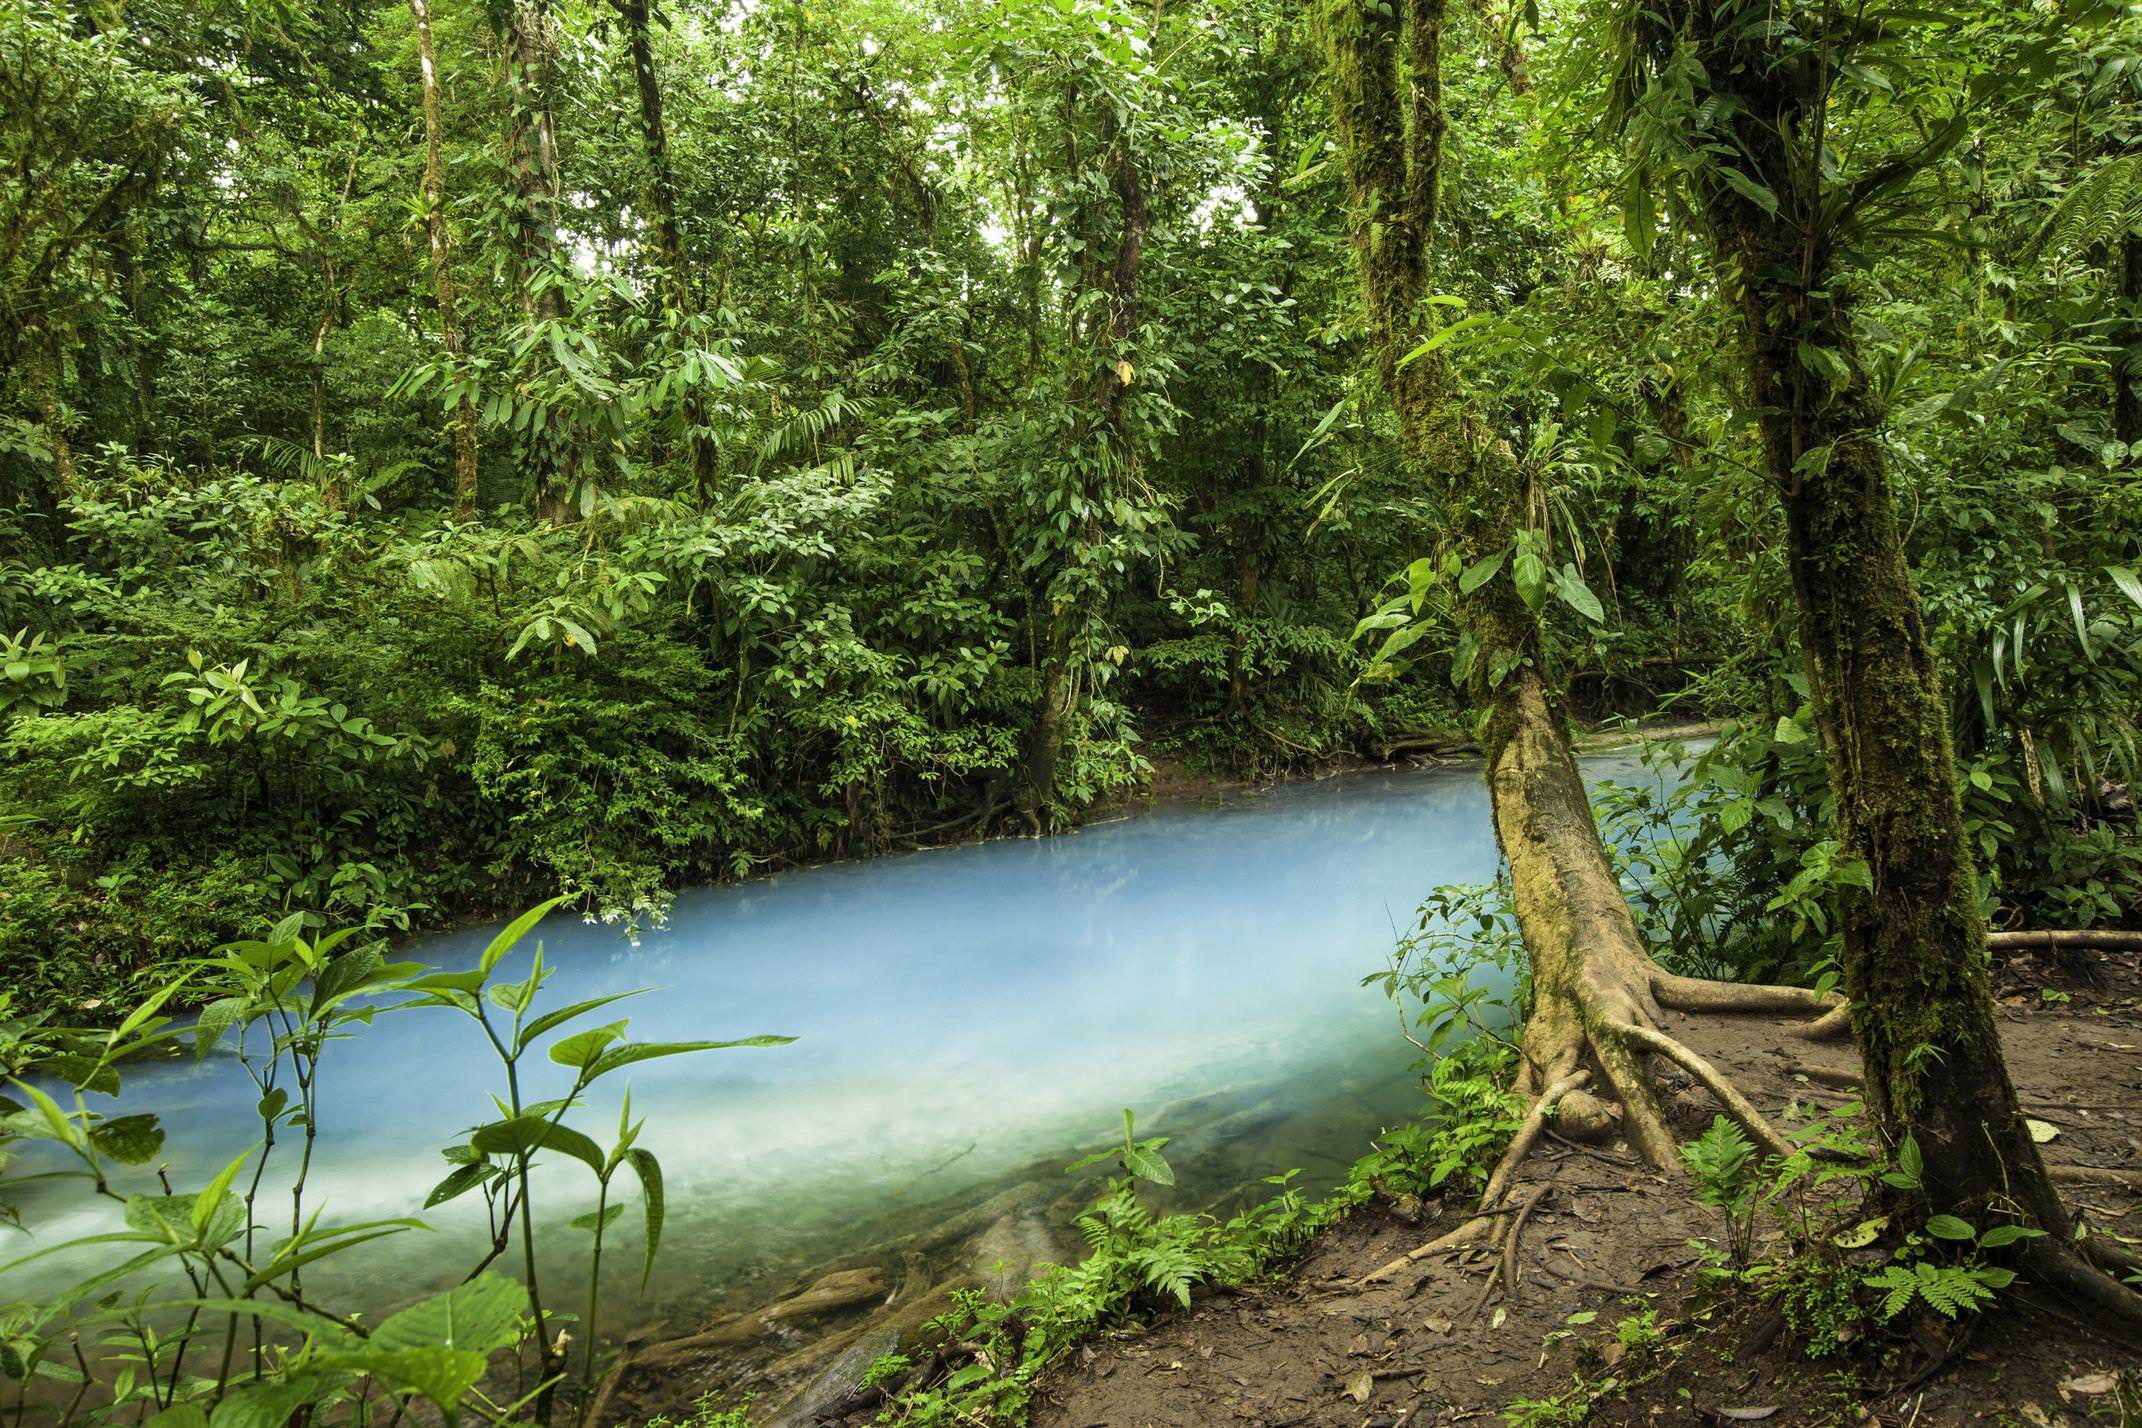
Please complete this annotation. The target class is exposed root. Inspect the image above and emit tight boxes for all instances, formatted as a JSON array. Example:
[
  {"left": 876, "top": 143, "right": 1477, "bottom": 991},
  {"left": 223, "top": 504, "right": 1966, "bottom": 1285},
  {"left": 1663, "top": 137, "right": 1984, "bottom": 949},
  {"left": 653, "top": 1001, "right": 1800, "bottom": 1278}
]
[
  {"left": 1613, "top": 1022, "right": 1800, "bottom": 1161},
  {"left": 1780, "top": 1060, "right": 1863, "bottom": 1089},
  {"left": 1360, "top": 1071, "right": 1588, "bottom": 1284},
  {"left": 1651, "top": 972, "right": 1839, "bottom": 1017},
  {"left": 2080, "top": 1235, "right": 2142, "bottom": 1279},
  {"left": 2050, "top": 1164, "right": 2142, "bottom": 1188},
  {"left": 1536, "top": 1257, "right": 1647, "bottom": 1297},
  {"left": 2022, "top": 1240, "right": 2142, "bottom": 1340},
  {"left": 582, "top": 1348, "right": 637, "bottom": 1428},
  {"left": 1787, "top": 1003, "right": 1855, "bottom": 1041},
  {"left": 1496, "top": 1180, "right": 1551, "bottom": 1299},
  {"left": 1465, "top": 1181, "right": 1552, "bottom": 1318},
  {"left": 1987, "top": 929, "right": 2142, "bottom": 955}
]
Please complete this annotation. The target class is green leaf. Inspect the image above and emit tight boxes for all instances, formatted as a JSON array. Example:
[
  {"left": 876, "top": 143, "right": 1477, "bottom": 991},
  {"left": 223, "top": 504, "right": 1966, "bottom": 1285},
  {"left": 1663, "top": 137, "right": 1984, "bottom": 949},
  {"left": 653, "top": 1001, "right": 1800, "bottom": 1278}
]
[
  {"left": 89, "top": 1115, "right": 164, "bottom": 1166},
  {"left": 1716, "top": 166, "right": 1781, "bottom": 216},
  {"left": 571, "top": 1204, "right": 626, "bottom": 1233},
  {"left": 1394, "top": 314, "right": 1494, "bottom": 367},
  {"left": 1976, "top": 1224, "right": 2044, "bottom": 1248},
  {"left": 208, "top": 1375, "right": 322, "bottom": 1428},
  {"left": 1457, "top": 550, "right": 1507, "bottom": 596},
  {"left": 624, "top": 1147, "right": 665, "bottom": 1287},
  {"left": 547, "top": 1022, "right": 628, "bottom": 1070},
  {"left": 373, "top": 1274, "right": 528, "bottom": 1357},
  {"left": 480, "top": 897, "right": 566, "bottom": 975},
  {"left": 1553, "top": 565, "right": 1604, "bottom": 623},
  {"left": 515, "top": 991, "right": 646, "bottom": 1051},
  {"left": 317, "top": 1346, "right": 486, "bottom": 1417},
  {"left": 425, "top": 1163, "right": 496, "bottom": 1210},
  {"left": 2107, "top": 566, "right": 2142, "bottom": 614},
  {"left": 194, "top": 1145, "right": 254, "bottom": 1234},
  {"left": 583, "top": 1036, "right": 794, "bottom": 1082},
  {"left": 469, "top": 1116, "right": 605, "bottom": 1173},
  {"left": 1121, "top": 1143, "right": 1175, "bottom": 1186},
  {"left": 1924, "top": 1214, "right": 1975, "bottom": 1241}
]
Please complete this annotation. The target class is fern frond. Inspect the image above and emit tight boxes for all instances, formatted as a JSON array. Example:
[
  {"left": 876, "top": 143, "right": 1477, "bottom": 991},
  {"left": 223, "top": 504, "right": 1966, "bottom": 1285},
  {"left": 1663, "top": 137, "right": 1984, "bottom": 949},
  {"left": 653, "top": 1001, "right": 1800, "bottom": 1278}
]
[{"left": 2037, "top": 154, "right": 2142, "bottom": 259}]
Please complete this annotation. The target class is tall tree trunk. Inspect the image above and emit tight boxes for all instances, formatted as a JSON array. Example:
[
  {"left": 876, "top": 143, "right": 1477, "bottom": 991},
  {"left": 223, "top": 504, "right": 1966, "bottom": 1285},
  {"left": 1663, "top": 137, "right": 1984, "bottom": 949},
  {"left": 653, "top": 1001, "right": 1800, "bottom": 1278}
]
[
  {"left": 409, "top": 0, "right": 481, "bottom": 518},
  {"left": 25, "top": 339, "right": 77, "bottom": 493},
  {"left": 1648, "top": 1, "right": 2138, "bottom": 1320},
  {"left": 1322, "top": 0, "right": 1830, "bottom": 1176},
  {"left": 615, "top": 0, "right": 715, "bottom": 496},
  {"left": 1702, "top": 200, "right": 2070, "bottom": 1220},
  {"left": 504, "top": 0, "right": 564, "bottom": 322},
  {"left": 1019, "top": 107, "right": 1149, "bottom": 828}
]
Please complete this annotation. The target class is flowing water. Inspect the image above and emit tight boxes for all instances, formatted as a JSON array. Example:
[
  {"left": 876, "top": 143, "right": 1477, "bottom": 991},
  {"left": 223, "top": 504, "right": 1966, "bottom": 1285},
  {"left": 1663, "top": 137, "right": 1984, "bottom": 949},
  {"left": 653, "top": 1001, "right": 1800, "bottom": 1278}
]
[{"left": 9, "top": 755, "right": 1654, "bottom": 1338}]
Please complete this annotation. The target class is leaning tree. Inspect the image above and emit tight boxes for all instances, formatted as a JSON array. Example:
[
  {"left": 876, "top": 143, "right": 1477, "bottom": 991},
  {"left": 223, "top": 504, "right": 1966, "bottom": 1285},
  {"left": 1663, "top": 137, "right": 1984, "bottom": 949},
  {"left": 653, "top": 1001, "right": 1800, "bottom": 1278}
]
[{"left": 1314, "top": 0, "right": 1842, "bottom": 1288}]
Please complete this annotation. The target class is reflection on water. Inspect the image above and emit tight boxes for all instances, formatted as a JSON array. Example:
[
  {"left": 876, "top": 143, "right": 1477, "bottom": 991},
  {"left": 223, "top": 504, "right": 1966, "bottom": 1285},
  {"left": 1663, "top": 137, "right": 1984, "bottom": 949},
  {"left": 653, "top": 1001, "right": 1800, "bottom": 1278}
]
[{"left": 10, "top": 756, "right": 1649, "bottom": 1332}]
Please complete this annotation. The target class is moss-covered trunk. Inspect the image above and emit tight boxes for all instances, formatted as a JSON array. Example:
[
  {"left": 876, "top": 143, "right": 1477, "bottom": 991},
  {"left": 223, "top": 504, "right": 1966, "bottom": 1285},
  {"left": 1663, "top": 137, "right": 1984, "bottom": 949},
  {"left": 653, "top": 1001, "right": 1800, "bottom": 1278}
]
[
  {"left": 1320, "top": 0, "right": 1692, "bottom": 1165},
  {"left": 1677, "top": 0, "right": 2068, "bottom": 1227}
]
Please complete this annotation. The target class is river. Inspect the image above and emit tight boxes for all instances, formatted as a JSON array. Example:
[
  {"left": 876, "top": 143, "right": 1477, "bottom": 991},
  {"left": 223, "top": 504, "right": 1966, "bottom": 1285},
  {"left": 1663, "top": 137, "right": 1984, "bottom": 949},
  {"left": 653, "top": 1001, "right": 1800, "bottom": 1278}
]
[{"left": 7, "top": 754, "right": 1655, "bottom": 1348}]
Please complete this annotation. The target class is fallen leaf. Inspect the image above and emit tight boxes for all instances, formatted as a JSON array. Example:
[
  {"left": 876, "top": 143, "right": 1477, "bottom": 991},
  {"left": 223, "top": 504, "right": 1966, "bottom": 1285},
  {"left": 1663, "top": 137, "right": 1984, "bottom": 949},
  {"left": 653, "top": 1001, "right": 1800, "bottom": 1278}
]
[
  {"left": 1342, "top": 1370, "right": 1373, "bottom": 1403},
  {"left": 2026, "top": 1118, "right": 2060, "bottom": 1143},
  {"left": 1833, "top": 1216, "right": 1887, "bottom": 1249},
  {"left": 1718, "top": 1410, "right": 1778, "bottom": 1422},
  {"left": 2060, "top": 1371, "right": 2118, "bottom": 1397},
  {"left": 1423, "top": 1316, "right": 1454, "bottom": 1334},
  {"left": 1490, "top": 1307, "right": 1508, "bottom": 1330}
]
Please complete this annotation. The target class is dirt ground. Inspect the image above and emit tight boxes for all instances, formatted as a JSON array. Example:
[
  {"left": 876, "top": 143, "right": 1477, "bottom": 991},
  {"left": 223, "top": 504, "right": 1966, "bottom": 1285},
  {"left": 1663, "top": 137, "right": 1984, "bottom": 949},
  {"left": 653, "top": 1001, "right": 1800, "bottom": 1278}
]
[{"left": 1023, "top": 947, "right": 2142, "bottom": 1428}]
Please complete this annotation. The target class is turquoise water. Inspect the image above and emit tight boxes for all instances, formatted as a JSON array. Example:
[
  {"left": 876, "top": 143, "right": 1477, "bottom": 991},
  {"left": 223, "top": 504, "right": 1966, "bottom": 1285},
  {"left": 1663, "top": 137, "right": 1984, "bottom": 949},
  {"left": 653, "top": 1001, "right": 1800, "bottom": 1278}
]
[{"left": 6, "top": 756, "right": 1647, "bottom": 1330}]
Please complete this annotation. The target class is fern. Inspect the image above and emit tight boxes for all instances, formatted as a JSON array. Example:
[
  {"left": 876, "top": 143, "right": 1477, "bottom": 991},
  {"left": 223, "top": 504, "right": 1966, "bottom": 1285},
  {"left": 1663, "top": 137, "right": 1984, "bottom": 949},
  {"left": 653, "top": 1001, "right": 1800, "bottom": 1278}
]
[
  {"left": 1863, "top": 1260, "right": 2009, "bottom": 1321},
  {"left": 2036, "top": 153, "right": 2142, "bottom": 259}
]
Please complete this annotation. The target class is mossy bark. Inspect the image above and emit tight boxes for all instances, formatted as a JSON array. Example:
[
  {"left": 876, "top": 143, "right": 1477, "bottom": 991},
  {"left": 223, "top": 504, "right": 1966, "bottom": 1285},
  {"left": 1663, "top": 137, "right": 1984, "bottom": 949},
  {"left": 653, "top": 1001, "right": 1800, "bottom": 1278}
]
[
  {"left": 1665, "top": 0, "right": 2069, "bottom": 1230},
  {"left": 2118, "top": 231, "right": 2140, "bottom": 450},
  {"left": 1018, "top": 106, "right": 1147, "bottom": 828}
]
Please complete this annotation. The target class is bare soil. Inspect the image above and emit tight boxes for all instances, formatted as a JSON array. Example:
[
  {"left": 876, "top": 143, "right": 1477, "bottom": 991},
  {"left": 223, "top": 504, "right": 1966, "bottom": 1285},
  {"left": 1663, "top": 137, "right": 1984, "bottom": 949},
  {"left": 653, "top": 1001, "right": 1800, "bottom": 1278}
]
[{"left": 1024, "top": 948, "right": 2142, "bottom": 1428}]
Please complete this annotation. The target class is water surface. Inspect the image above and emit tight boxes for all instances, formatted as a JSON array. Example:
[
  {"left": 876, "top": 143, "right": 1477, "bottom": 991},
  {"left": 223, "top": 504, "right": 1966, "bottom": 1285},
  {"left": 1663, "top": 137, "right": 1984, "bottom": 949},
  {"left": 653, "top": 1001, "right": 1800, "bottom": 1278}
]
[{"left": 10, "top": 756, "right": 1648, "bottom": 1328}]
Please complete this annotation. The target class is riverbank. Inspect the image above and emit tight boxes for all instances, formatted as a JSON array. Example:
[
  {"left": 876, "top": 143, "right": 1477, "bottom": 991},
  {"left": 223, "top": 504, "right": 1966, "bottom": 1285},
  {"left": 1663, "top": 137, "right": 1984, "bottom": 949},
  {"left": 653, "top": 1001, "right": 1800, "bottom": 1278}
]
[{"left": 620, "top": 939, "right": 2142, "bottom": 1427}]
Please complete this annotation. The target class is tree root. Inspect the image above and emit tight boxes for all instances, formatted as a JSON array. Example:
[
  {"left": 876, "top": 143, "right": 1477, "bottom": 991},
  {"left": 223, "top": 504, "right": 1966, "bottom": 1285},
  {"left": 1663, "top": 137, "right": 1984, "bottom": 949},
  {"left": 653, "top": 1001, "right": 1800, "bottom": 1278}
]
[
  {"left": 1786, "top": 1003, "right": 1854, "bottom": 1041},
  {"left": 2050, "top": 1164, "right": 2142, "bottom": 1188},
  {"left": 1613, "top": 1022, "right": 1799, "bottom": 1161},
  {"left": 1987, "top": 929, "right": 2142, "bottom": 955},
  {"left": 1464, "top": 1181, "right": 1551, "bottom": 1318},
  {"left": 1780, "top": 1060, "right": 1862, "bottom": 1089},
  {"left": 1360, "top": 1072, "right": 1588, "bottom": 1284},
  {"left": 2022, "top": 1240, "right": 2142, "bottom": 1339},
  {"left": 1651, "top": 972, "right": 1838, "bottom": 1017}
]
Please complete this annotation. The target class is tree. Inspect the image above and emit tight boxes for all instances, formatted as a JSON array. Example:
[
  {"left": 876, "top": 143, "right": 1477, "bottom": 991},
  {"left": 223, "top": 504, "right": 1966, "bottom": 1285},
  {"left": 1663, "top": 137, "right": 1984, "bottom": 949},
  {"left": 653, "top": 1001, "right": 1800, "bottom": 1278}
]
[
  {"left": 408, "top": 0, "right": 482, "bottom": 517},
  {"left": 610, "top": 0, "right": 716, "bottom": 494},
  {"left": 1317, "top": 0, "right": 1837, "bottom": 1244},
  {"left": 1606, "top": 0, "right": 2142, "bottom": 1324}
]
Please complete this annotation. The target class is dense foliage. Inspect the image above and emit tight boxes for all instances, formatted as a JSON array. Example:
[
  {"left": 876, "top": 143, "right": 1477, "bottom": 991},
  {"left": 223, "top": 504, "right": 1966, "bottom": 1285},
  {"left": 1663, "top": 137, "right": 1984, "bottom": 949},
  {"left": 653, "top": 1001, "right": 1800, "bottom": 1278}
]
[{"left": 5, "top": 0, "right": 2138, "bottom": 1007}]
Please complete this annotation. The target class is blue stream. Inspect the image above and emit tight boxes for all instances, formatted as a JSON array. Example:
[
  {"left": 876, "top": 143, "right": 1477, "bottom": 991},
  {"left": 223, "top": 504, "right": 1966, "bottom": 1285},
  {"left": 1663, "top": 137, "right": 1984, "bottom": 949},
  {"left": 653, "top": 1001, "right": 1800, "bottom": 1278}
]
[{"left": 8, "top": 755, "right": 1652, "bottom": 1332}]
